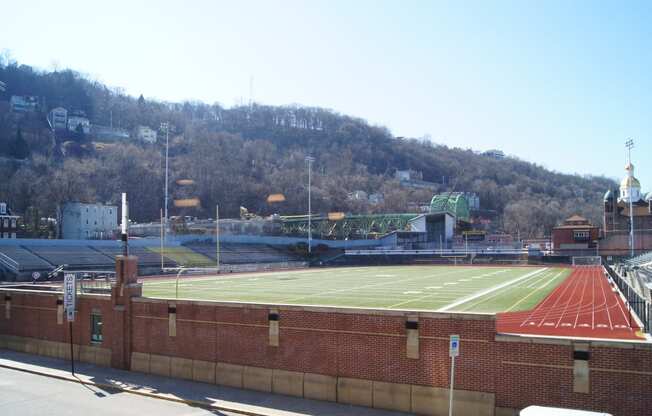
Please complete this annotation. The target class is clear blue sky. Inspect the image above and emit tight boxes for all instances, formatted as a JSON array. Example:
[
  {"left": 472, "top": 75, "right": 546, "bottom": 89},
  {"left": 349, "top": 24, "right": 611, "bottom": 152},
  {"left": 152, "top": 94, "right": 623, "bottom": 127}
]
[{"left": 2, "top": 0, "right": 650, "bottom": 191}]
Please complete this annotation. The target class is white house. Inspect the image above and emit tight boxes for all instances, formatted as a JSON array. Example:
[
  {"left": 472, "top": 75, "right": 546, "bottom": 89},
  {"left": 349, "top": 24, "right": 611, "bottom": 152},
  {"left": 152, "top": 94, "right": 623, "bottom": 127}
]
[
  {"left": 48, "top": 107, "right": 68, "bottom": 130},
  {"left": 67, "top": 115, "right": 90, "bottom": 134},
  {"left": 135, "top": 126, "right": 157, "bottom": 143}
]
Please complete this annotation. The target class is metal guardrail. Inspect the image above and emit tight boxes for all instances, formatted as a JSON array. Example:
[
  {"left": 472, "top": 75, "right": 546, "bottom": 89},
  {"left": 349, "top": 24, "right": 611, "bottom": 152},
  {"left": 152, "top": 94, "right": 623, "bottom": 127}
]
[
  {"left": 61, "top": 270, "right": 117, "bottom": 293},
  {"left": 605, "top": 264, "right": 651, "bottom": 333}
]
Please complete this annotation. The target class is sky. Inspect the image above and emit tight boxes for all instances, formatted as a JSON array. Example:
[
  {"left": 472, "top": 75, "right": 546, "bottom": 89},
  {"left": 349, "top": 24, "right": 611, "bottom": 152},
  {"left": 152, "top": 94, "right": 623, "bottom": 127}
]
[{"left": 1, "top": 0, "right": 651, "bottom": 190}]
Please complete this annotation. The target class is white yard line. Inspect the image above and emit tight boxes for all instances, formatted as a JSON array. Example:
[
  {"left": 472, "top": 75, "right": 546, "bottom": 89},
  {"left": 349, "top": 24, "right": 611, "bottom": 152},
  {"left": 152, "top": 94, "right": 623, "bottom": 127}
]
[
  {"left": 280, "top": 268, "right": 471, "bottom": 304},
  {"left": 437, "top": 268, "right": 548, "bottom": 312},
  {"left": 504, "top": 270, "right": 564, "bottom": 312}
]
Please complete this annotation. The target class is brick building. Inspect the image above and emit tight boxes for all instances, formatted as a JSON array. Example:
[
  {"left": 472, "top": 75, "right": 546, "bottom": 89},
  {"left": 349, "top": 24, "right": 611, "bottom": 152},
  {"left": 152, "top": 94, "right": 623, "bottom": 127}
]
[
  {"left": 0, "top": 202, "right": 20, "bottom": 239},
  {"left": 601, "top": 162, "right": 652, "bottom": 256},
  {"left": 551, "top": 215, "right": 599, "bottom": 254}
]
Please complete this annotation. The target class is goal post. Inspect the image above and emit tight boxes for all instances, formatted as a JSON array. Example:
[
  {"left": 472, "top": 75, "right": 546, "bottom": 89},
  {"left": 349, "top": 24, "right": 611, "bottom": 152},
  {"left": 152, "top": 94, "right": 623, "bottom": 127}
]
[{"left": 572, "top": 256, "right": 602, "bottom": 266}]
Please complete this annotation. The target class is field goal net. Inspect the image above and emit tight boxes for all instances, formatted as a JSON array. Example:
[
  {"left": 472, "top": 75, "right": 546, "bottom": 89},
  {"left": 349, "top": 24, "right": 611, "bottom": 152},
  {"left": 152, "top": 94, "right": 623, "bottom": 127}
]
[{"left": 572, "top": 256, "right": 602, "bottom": 266}]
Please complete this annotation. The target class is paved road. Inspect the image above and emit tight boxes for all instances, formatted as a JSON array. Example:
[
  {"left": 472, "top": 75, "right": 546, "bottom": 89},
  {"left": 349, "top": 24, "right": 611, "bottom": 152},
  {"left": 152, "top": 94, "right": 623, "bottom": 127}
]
[{"left": 0, "top": 367, "right": 240, "bottom": 416}]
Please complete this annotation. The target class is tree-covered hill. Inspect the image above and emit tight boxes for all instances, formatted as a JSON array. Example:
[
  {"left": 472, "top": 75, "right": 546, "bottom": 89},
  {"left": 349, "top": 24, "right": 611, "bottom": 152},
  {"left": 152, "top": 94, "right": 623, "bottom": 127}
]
[{"left": 0, "top": 57, "right": 615, "bottom": 238}]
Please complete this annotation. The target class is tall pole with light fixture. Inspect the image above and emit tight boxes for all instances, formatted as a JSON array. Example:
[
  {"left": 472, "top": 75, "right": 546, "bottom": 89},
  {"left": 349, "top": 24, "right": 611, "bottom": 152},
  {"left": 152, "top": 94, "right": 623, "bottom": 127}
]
[
  {"left": 216, "top": 204, "right": 220, "bottom": 273},
  {"left": 626, "top": 139, "right": 635, "bottom": 258},
  {"left": 161, "top": 122, "right": 170, "bottom": 242},
  {"left": 305, "top": 156, "right": 315, "bottom": 254}
]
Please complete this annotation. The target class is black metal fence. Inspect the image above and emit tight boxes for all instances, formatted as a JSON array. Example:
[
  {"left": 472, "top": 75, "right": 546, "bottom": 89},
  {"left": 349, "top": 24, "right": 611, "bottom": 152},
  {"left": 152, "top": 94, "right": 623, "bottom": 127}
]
[{"left": 605, "top": 264, "right": 651, "bottom": 332}]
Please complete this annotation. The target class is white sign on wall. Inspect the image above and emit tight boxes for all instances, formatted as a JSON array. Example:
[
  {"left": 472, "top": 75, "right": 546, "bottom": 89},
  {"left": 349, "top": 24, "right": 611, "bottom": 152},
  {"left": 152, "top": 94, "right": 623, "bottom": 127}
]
[{"left": 63, "top": 273, "right": 76, "bottom": 322}]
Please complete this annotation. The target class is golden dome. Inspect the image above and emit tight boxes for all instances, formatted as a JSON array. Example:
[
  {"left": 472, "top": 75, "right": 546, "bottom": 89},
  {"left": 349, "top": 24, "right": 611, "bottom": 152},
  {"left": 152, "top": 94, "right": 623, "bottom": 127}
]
[{"left": 621, "top": 176, "right": 641, "bottom": 189}]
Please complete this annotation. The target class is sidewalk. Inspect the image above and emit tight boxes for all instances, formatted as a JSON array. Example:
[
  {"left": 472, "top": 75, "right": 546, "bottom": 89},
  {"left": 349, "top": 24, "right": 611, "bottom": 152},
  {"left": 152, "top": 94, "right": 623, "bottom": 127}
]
[{"left": 0, "top": 349, "right": 411, "bottom": 416}]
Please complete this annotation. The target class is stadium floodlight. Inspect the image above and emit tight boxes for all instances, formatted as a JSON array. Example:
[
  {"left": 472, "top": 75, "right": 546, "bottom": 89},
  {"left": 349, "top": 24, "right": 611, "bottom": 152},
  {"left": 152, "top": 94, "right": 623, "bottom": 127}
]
[
  {"left": 160, "top": 122, "right": 170, "bottom": 242},
  {"left": 305, "top": 156, "right": 316, "bottom": 254},
  {"left": 625, "top": 139, "right": 635, "bottom": 258}
]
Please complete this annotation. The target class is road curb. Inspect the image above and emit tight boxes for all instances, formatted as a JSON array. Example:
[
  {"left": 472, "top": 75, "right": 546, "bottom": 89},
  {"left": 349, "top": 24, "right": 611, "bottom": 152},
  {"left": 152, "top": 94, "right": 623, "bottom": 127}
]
[{"left": 0, "top": 362, "right": 268, "bottom": 416}]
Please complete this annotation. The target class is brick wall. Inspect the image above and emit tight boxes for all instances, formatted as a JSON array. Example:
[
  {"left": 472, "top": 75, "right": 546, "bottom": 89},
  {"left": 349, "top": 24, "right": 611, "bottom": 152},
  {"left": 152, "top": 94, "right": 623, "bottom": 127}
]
[{"left": 2, "top": 288, "right": 651, "bottom": 416}]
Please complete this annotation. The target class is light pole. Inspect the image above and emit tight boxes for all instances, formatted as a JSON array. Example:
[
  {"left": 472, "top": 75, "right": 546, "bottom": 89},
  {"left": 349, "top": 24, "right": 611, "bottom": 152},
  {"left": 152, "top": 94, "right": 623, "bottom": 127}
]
[
  {"left": 216, "top": 204, "right": 220, "bottom": 273},
  {"left": 626, "top": 139, "right": 635, "bottom": 258},
  {"left": 305, "top": 156, "right": 315, "bottom": 255},
  {"left": 161, "top": 122, "right": 170, "bottom": 241}
]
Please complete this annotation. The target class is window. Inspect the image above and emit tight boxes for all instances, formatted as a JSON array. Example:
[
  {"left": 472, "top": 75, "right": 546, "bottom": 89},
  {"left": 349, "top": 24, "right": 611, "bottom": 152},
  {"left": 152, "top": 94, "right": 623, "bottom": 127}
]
[
  {"left": 10, "top": 233, "right": 15, "bottom": 239},
  {"left": 11, "top": 219, "right": 16, "bottom": 228},
  {"left": 91, "top": 312, "right": 103, "bottom": 343},
  {"left": 2, "top": 232, "right": 7, "bottom": 239},
  {"left": 3, "top": 219, "right": 7, "bottom": 228}
]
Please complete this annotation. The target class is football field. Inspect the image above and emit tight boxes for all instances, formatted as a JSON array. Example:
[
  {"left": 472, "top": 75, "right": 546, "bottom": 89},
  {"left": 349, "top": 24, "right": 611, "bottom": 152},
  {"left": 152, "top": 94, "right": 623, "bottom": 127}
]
[{"left": 142, "top": 265, "right": 571, "bottom": 313}]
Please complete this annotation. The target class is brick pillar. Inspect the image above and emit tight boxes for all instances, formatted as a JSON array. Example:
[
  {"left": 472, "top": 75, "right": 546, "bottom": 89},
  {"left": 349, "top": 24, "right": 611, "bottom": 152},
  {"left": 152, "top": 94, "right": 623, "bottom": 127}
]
[{"left": 110, "top": 255, "right": 141, "bottom": 370}]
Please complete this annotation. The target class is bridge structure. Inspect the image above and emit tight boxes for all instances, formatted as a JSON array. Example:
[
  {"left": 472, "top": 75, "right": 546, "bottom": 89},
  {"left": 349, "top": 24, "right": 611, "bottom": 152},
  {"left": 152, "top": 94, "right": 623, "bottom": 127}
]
[{"left": 280, "top": 213, "right": 421, "bottom": 240}]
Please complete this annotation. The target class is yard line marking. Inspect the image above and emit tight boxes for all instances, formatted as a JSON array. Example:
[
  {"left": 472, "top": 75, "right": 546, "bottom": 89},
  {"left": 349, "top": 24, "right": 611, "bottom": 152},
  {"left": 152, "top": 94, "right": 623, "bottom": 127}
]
[
  {"left": 452, "top": 269, "right": 555, "bottom": 312},
  {"left": 437, "top": 268, "right": 548, "bottom": 312},
  {"left": 279, "top": 267, "right": 471, "bottom": 304},
  {"left": 504, "top": 270, "right": 565, "bottom": 312}
]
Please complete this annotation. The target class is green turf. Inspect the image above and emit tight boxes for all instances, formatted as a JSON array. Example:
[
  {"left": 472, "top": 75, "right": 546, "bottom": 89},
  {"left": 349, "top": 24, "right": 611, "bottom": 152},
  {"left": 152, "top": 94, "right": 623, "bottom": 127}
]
[{"left": 142, "top": 265, "right": 571, "bottom": 313}]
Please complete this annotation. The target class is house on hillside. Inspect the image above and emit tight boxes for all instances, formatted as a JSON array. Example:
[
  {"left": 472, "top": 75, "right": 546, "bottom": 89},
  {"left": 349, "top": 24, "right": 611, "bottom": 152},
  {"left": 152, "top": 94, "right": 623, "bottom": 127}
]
[
  {"left": 47, "top": 107, "right": 68, "bottom": 130},
  {"left": 482, "top": 149, "right": 505, "bottom": 159},
  {"left": 10, "top": 95, "right": 39, "bottom": 113},
  {"left": 395, "top": 169, "right": 438, "bottom": 190},
  {"left": 67, "top": 111, "right": 90, "bottom": 134},
  {"left": 135, "top": 125, "right": 157, "bottom": 143}
]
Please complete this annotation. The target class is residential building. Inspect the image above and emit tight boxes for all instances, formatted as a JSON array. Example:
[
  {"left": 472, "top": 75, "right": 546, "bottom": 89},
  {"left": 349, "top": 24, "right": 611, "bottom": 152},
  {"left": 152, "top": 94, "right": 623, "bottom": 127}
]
[
  {"left": 347, "top": 190, "right": 368, "bottom": 201},
  {"left": 68, "top": 112, "right": 91, "bottom": 134},
  {"left": 482, "top": 149, "right": 505, "bottom": 159},
  {"left": 47, "top": 107, "right": 68, "bottom": 130},
  {"left": 0, "top": 202, "right": 20, "bottom": 239},
  {"left": 61, "top": 202, "right": 118, "bottom": 240},
  {"left": 135, "top": 125, "right": 157, "bottom": 143},
  {"left": 10, "top": 95, "right": 39, "bottom": 113},
  {"left": 395, "top": 169, "right": 438, "bottom": 190}
]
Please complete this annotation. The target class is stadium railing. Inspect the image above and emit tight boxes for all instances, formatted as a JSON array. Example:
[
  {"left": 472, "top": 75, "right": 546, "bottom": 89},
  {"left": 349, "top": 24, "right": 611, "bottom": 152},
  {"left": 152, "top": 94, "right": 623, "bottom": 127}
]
[{"left": 605, "top": 264, "right": 651, "bottom": 333}]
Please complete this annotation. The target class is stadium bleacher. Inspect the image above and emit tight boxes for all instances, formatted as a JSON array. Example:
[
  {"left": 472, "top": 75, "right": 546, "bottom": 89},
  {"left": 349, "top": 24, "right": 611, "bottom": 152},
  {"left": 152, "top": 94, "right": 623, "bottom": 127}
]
[
  {"left": 95, "top": 245, "right": 175, "bottom": 267},
  {"left": 0, "top": 239, "right": 305, "bottom": 282},
  {"left": 184, "top": 243, "right": 302, "bottom": 264},
  {"left": 0, "top": 246, "right": 53, "bottom": 271},
  {"left": 625, "top": 251, "right": 652, "bottom": 267},
  {"left": 24, "top": 244, "right": 114, "bottom": 269}
]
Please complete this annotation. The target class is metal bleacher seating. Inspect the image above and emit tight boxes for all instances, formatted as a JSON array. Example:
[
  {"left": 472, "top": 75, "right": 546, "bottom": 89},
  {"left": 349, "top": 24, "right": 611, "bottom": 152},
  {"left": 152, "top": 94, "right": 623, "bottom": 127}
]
[
  {"left": 0, "top": 246, "right": 54, "bottom": 271},
  {"left": 185, "top": 243, "right": 301, "bottom": 265},
  {"left": 626, "top": 251, "right": 652, "bottom": 267},
  {"left": 24, "top": 245, "right": 114, "bottom": 269},
  {"left": 95, "top": 245, "right": 175, "bottom": 267}
]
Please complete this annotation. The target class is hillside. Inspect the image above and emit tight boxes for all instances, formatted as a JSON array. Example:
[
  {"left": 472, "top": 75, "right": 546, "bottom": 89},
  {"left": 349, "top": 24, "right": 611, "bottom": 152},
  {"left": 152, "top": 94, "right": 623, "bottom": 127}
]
[{"left": 0, "top": 58, "right": 616, "bottom": 238}]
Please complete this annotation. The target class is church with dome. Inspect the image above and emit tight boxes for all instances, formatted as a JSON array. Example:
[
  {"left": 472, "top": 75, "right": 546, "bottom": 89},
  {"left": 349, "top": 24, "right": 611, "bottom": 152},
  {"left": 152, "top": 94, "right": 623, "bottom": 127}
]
[{"left": 602, "top": 162, "right": 652, "bottom": 256}]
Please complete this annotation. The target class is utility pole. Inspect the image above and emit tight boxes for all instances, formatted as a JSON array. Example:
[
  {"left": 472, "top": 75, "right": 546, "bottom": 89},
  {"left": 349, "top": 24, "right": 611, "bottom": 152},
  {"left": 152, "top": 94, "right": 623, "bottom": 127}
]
[
  {"left": 626, "top": 139, "right": 635, "bottom": 258},
  {"left": 305, "top": 156, "right": 315, "bottom": 254}
]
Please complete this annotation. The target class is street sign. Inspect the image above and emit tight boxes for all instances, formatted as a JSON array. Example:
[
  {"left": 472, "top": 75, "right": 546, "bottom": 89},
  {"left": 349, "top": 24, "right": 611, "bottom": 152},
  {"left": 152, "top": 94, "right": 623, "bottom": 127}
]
[
  {"left": 449, "top": 334, "right": 460, "bottom": 357},
  {"left": 63, "top": 273, "right": 76, "bottom": 322}
]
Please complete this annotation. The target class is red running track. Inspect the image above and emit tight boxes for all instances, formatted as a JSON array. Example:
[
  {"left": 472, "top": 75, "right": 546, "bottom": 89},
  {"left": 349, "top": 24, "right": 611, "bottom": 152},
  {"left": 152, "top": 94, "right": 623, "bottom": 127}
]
[{"left": 497, "top": 266, "right": 646, "bottom": 341}]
